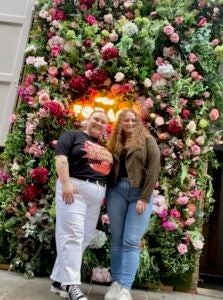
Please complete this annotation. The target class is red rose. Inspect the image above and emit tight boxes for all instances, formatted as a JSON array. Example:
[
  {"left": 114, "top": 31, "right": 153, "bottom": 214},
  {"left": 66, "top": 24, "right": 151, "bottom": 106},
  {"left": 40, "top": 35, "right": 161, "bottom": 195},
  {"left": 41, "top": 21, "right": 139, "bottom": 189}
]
[
  {"left": 102, "top": 47, "right": 119, "bottom": 61},
  {"left": 80, "top": 0, "right": 96, "bottom": 9},
  {"left": 70, "top": 76, "right": 87, "bottom": 92},
  {"left": 91, "top": 69, "right": 108, "bottom": 85},
  {"left": 168, "top": 118, "right": 182, "bottom": 135},
  {"left": 23, "top": 185, "right": 42, "bottom": 202},
  {"left": 44, "top": 100, "right": 63, "bottom": 117},
  {"left": 30, "top": 167, "right": 49, "bottom": 184}
]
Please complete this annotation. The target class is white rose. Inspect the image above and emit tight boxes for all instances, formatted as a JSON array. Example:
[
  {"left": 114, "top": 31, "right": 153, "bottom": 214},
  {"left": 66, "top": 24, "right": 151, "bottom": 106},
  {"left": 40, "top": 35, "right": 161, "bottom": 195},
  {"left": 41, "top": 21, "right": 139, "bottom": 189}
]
[
  {"left": 115, "top": 72, "right": 125, "bottom": 82},
  {"left": 144, "top": 78, "right": 152, "bottom": 88}
]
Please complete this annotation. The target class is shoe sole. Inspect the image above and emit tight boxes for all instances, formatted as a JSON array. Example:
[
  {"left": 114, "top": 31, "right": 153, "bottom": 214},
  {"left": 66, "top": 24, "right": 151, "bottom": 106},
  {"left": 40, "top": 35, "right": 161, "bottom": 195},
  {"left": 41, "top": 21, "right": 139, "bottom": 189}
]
[{"left": 50, "top": 285, "right": 68, "bottom": 298}]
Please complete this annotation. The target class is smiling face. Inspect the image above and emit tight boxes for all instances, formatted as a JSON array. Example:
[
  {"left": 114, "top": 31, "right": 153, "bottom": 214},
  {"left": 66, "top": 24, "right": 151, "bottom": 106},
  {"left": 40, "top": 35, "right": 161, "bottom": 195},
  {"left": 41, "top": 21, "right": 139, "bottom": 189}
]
[
  {"left": 121, "top": 111, "right": 136, "bottom": 136},
  {"left": 85, "top": 111, "right": 108, "bottom": 139}
]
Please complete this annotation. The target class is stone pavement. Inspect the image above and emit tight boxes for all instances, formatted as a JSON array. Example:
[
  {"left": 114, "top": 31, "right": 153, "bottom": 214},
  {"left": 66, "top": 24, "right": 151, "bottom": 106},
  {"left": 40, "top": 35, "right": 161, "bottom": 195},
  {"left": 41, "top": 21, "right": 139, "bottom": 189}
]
[{"left": 0, "top": 270, "right": 223, "bottom": 300}]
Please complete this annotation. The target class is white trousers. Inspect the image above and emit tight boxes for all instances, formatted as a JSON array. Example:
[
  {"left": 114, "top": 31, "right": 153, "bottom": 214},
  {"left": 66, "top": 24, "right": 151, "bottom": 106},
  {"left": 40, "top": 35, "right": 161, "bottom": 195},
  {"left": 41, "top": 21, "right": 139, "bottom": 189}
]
[{"left": 50, "top": 178, "right": 106, "bottom": 285}]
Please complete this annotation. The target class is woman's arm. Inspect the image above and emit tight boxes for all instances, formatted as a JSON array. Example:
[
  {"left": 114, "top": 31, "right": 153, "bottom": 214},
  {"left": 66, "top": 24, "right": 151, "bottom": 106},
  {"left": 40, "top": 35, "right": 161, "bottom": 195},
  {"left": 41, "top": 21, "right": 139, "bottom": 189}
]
[{"left": 55, "top": 155, "right": 76, "bottom": 204}]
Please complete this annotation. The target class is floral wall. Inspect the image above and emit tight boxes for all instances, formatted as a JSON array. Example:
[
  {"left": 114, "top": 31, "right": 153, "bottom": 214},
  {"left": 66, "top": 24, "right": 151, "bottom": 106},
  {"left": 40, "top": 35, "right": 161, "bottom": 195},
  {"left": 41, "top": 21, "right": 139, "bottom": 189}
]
[{"left": 1, "top": 0, "right": 223, "bottom": 287}]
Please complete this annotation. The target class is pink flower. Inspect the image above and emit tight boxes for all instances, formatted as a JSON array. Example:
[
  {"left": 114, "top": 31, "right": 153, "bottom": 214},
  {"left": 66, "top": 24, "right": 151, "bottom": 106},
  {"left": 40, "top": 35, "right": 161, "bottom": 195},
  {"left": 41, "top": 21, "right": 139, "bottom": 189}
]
[
  {"left": 185, "top": 218, "right": 196, "bottom": 226},
  {"left": 10, "top": 114, "right": 17, "bottom": 123},
  {"left": 162, "top": 220, "right": 178, "bottom": 231},
  {"left": 51, "top": 45, "right": 61, "bottom": 57},
  {"left": 188, "top": 53, "right": 198, "bottom": 63},
  {"left": 198, "top": 17, "right": 207, "bottom": 27},
  {"left": 26, "top": 56, "right": 36, "bottom": 65},
  {"left": 211, "top": 39, "right": 219, "bottom": 46},
  {"left": 86, "top": 15, "right": 97, "bottom": 25},
  {"left": 170, "top": 208, "right": 181, "bottom": 218},
  {"left": 195, "top": 99, "right": 203, "bottom": 106},
  {"left": 48, "top": 66, "right": 58, "bottom": 77},
  {"left": 163, "top": 46, "right": 175, "bottom": 57},
  {"left": 177, "top": 243, "right": 188, "bottom": 255},
  {"left": 175, "top": 17, "right": 184, "bottom": 24},
  {"left": 176, "top": 196, "right": 189, "bottom": 205},
  {"left": 163, "top": 25, "right": 175, "bottom": 36},
  {"left": 144, "top": 98, "right": 153, "bottom": 108},
  {"left": 191, "top": 145, "right": 201, "bottom": 156},
  {"left": 209, "top": 108, "right": 219, "bottom": 121},
  {"left": 39, "top": 93, "right": 50, "bottom": 105},
  {"left": 170, "top": 33, "right": 180, "bottom": 43},
  {"left": 158, "top": 208, "right": 168, "bottom": 219},
  {"left": 101, "top": 214, "right": 110, "bottom": 225}
]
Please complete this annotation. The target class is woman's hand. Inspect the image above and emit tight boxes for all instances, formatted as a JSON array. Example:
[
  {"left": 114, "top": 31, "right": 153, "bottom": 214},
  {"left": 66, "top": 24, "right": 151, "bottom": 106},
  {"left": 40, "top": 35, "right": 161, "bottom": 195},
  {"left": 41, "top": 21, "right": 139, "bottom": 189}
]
[
  {"left": 136, "top": 199, "right": 148, "bottom": 214},
  {"left": 61, "top": 182, "right": 77, "bottom": 204}
]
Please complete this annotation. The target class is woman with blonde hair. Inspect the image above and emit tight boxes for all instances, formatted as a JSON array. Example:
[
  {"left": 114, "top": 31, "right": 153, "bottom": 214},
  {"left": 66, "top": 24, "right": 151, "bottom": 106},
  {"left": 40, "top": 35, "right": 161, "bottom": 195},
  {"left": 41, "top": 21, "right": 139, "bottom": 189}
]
[{"left": 104, "top": 109, "right": 160, "bottom": 300}]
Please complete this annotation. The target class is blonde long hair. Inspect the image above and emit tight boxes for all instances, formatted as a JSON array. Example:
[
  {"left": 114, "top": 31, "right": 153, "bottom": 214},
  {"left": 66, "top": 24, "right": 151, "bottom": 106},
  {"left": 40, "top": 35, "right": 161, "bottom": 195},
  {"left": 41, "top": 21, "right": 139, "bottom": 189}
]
[{"left": 108, "top": 109, "right": 150, "bottom": 154}]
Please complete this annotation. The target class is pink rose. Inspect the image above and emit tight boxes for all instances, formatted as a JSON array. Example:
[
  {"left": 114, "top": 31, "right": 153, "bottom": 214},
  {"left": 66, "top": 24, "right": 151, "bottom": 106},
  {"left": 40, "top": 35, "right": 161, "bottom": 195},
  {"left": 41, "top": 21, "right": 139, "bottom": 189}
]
[
  {"left": 101, "top": 214, "right": 110, "bottom": 225},
  {"left": 188, "top": 53, "right": 198, "bottom": 63},
  {"left": 176, "top": 196, "right": 189, "bottom": 205},
  {"left": 163, "top": 25, "right": 175, "bottom": 36},
  {"left": 162, "top": 220, "right": 178, "bottom": 231},
  {"left": 209, "top": 108, "right": 219, "bottom": 121},
  {"left": 211, "top": 39, "right": 219, "bottom": 46},
  {"left": 170, "top": 208, "right": 181, "bottom": 218},
  {"left": 48, "top": 66, "right": 58, "bottom": 77},
  {"left": 191, "top": 145, "right": 201, "bottom": 156},
  {"left": 185, "top": 218, "right": 196, "bottom": 226},
  {"left": 198, "top": 17, "right": 207, "bottom": 27},
  {"left": 51, "top": 45, "right": 61, "bottom": 57},
  {"left": 177, "top": 243, "right": 188, "bottom": 255},
  {"left": 170, "top": 33, "right": 179, "bottom": 43},
  {"left": 175, "top": 17, "right": 184, "bottom": 24},
  {"left": 86, "top": 15, "right": 97, "bottom": 25}
]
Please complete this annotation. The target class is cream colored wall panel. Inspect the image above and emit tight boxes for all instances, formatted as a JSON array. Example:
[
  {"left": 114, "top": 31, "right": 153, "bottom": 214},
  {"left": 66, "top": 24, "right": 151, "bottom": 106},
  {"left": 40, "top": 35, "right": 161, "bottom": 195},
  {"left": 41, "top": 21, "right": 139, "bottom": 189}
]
[{"left": 0, "top": 0, "right": 34, "bottom": 146}]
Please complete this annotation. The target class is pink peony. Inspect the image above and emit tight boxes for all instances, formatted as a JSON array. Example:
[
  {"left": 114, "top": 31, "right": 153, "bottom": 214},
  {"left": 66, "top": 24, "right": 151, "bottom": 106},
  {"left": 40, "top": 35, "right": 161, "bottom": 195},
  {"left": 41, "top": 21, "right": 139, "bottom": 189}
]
[
  {"left": 163, "top": 25, "right": 175, "bottom": 36},
  {"left": 170, "top": 208, "right": 181, "bottom": 218},
  {"left": 177, "top": 243, "right": 188, "bottom": 255},
  {"left": 188, "top": 53, "right": 198, "bottom": 63},
  {"left": 185, "top": 217, "right": 196, "bottom": 226},
  {"left": 209, "top": 108, "right": 219, "bottom": 121},
  {"left": 198, "top": 17, "right": 207, "bottom": 27},
  {"left": 86, "top": 15, "right": 97, "bottom": 25},
  {"left": 170, "top": 33, "right": 180, "bottom": 43},
  {"left": 191, "top": 145, "right": 201, "bottom": 156},
  {"left": 176, "top": 196, "right": 189, "bottom": 205},
  {"left": 162, "top": 220, "right": 178, "bottom": 231}
]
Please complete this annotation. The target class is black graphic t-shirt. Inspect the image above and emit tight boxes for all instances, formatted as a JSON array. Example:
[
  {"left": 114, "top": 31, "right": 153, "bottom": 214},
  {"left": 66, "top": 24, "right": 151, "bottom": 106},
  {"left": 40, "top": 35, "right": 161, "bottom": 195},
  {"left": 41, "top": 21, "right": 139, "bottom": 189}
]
[{"left": 55, "top": 130, "right": 113, "bottom": 183}]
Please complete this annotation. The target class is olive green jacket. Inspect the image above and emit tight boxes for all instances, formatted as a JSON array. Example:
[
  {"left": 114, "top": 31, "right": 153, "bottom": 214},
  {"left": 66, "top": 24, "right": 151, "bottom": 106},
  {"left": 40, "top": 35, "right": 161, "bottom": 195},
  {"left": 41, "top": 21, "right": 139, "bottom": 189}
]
[{"left": 109, "top": 135, "right": 160, "bottom": 203}]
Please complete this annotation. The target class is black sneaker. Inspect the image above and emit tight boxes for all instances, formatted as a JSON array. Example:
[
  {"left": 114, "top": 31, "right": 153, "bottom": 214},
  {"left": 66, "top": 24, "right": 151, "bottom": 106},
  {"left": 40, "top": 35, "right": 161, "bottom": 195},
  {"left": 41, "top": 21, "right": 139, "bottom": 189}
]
[
  {"left": 50, "top": 281, "right": 68, "bottom": 298},
  {"left": 67, "top": 285, "right": 87, "bottom": 300}
]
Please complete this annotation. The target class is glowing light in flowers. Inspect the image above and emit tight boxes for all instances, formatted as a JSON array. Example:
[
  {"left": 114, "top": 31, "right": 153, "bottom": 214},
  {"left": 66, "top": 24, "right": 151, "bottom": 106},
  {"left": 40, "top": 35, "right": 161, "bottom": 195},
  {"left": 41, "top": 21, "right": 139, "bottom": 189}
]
[{"left": 71, "top": 95, "right": 128, "bottom": 122}]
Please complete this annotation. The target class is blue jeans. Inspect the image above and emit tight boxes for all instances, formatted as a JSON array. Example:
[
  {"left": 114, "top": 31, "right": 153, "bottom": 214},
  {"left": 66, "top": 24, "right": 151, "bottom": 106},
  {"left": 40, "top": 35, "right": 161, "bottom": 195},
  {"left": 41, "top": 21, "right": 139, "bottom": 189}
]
[{"left": 106, "top": 178, "right": 153, "bottom": 289}]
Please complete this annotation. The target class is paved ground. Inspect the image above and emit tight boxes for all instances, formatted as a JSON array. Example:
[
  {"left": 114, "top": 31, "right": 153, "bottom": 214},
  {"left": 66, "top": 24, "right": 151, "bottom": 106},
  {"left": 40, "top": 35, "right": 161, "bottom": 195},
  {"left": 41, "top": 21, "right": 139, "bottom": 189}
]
[{"left": 0, "top": 270, "right": 223, "bottom": 300}]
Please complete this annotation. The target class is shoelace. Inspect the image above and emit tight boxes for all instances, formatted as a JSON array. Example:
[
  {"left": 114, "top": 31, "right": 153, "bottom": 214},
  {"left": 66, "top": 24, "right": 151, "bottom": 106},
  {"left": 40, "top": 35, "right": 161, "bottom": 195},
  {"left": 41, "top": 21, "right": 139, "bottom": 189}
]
[{"left": 69, "top": 285, "right": 84, "bottom": 299}]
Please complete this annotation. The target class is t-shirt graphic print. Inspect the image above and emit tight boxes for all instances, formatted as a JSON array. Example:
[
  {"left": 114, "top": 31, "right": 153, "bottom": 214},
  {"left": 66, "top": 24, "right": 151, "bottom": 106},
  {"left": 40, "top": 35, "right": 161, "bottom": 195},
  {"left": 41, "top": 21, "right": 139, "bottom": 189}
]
[{"left": 82, "top": 140, "right": 113, "bottom": 175}]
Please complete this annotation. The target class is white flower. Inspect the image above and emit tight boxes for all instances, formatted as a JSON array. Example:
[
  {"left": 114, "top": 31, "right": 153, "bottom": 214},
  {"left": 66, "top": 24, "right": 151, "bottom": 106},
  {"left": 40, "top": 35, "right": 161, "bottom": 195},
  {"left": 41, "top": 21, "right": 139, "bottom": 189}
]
[
  {"left": 104, "top": 14, "right": 113, "bottom": 24},
  {"left": 25, "top": 45, "right": 37, "bottom": 53},
  {"left": 155, "top": 116, "right": 165, "bottom": 126},
  {"left": 122, "top": 22, "right": 138, "bottom": 36},
  {"left": 192, "top": 239, "right": 204, "bottom": 250},
  {"left": 115, "top": 72, "right": 125, "bottom": 82},
  {"left": 34, "top": 57, "right": 48, "bottom": 68},
  {"left": 157, "top": 64, "right": 176, "bottom": 79},
  {"left": 109, "top": 31, "right": 119, "bottom": 42},
  {"left": 186, "top": 120, "right": 196, "bottom": 133},
  {"left": 89, "top": 230, "right": 107, "bottom": 249},
  {"left": 39, "top": 10, "right": 49, "bottom": 19},
  {"left": 144, "top": 78, "right": 152, "bottom": 88}
]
